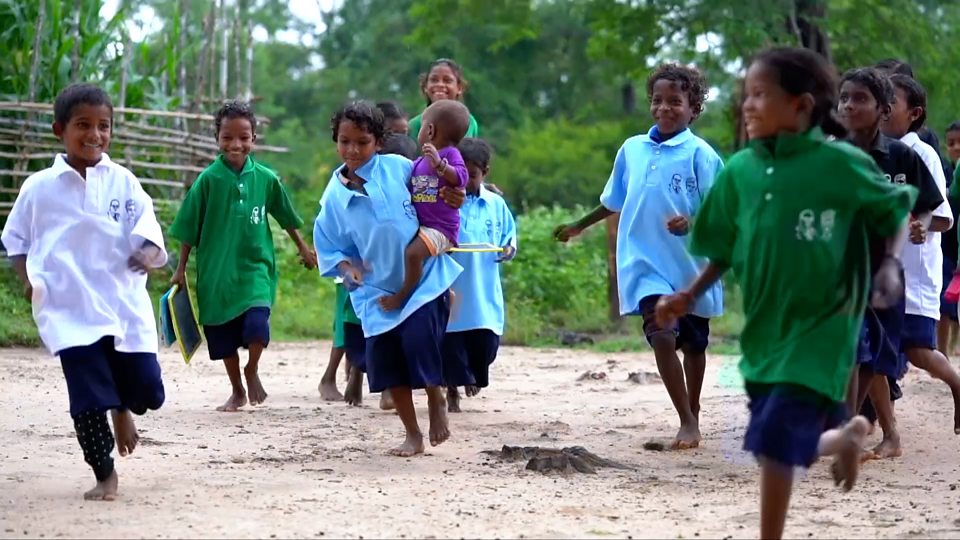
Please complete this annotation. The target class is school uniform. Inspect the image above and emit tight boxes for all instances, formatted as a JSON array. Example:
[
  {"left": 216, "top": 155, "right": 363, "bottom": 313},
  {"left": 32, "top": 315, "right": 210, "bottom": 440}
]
[
  {"left": 899, "top": 132, "right": 953, "bottom": 352},
  {"left": 168, "top": 155, "right": 304, "bottom": 360},
  {"left": 442, "top": 186, "right": 517, "bottom": 388},
  {"left": 690, "top": 129, "right": 916, "bottom": 467},
  {"left": 1, "top": 154, "right": 168, "bottom": 482},
  {"left": 332, "top": 280, "right": 366, "bottom": 371},
  {"left": 599, "top": 126, "right": 723, "bottom": 352},
  {"left": 313, "top": 153, "right": 462, "bottom": 393}
]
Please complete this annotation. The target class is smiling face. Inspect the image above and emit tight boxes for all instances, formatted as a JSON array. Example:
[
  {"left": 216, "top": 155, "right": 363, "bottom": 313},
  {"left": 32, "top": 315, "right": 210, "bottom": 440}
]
[
  {"left": 423, "top": 64, "right": 463, "bottom": 103},
  {"left": 336, "top": 119, "right": 379, "bottom": 173},
  {"left": 53, "top": 103, "right": 112, "bottom": 173},
  {"left": 838, "top": 80, "right": 884, "bottom": 134},
  {"left": 649, "top": 79, "right": 694, "bottom": 136},
  {"left": 217, "top": 116, "right": 256, "bottom": 171}
]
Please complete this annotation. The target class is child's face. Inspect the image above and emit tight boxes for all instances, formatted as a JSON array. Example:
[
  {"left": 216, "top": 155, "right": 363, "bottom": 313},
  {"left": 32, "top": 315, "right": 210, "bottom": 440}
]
[
  {"left": 388, "top": 117, "right": 409, "bottom": 135},
  {"left": 53, "top": 103, "right": 112, "bottom": 170},
  {"left": 465, "top": 162, "right": 486, "bottom": 192},
  {"left": 217, "top": 116, "right": 255, "bottom": 171},
  {"left": 649, "top": 79, "right": 694, "bottom": 136},
  {"left": 945, "top": 130, "right": 960, "bottom": 163},
  {"left": 336, "top": 120, "right": 379, "bottom": 171},
  {"left": 742, "top": 61, "right": 809, "bottom": 140},
  {"left": 838, "top": 80, "right": 884, "bottom": 133},
  {"left": 424, "top": 65, "right": 462, "bottom": 103},
  {"left": 882, "top": 87, "right": 918, "bottom": 139}
]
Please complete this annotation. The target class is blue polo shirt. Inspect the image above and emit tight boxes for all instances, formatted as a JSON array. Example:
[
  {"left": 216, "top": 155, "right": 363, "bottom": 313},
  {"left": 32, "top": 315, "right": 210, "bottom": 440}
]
[
  {"left": 447, "top": 186, "right": 518, "bottom": 335},
  {"left": 313, "top": 153, "right": 463, "bottom": 337},
  {"left": 599, "top": 126, "right": 724, "bottom": 318}
]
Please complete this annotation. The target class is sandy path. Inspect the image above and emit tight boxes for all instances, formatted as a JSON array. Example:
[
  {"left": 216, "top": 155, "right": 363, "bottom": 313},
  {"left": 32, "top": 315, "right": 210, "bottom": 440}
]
[{"left": 2, "top": 342, "right": 960, "bottom": 539}]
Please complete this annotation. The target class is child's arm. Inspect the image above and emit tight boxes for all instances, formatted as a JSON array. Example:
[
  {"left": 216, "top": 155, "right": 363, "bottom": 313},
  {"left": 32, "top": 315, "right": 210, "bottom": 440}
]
[
  {"left": 497, "top": 200, "right": 519, "bottom": 263},
  {"left": 168, "top": 172, "right": 207, "bottom": 281},
  {"left": 171, "top": 244, "right": 192, "bottom": 286},
  {"left": 555, "top": 144, "right": 627, "bottom": 242},
  {"left": 285, "top": 227, "right": 318, "bottom": 269},
  {"left": 10, "top": 255, "right": 30, "bottom": 301},
  {"left": 1, "top": 185, "right": 33, "bottom": 301},
  {"left": 267, "top": 174, "right": 317, "bottom": 268},
  {"left": 655, "top": 261, "right": 728, "bottom": 328},
  {"left": 873, "top": 218, "right": 909, "bottom": 309},
  {"left": 423, "top": 144, "right": 468, "bottom": 188},
  {"left": 553, "top": 205, "right": 615, "bottom": 242},
  {"left": 127, "top": 183, "right": 169, "bottom": 273}
]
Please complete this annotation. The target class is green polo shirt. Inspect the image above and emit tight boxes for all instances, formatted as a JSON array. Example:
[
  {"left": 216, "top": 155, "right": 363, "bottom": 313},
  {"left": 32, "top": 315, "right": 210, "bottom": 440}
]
[
  {"left": 690, "top": 129, "right": 916, "bottom": 402},
  {"left": 169, "top": 155, "right": 304, "bottom": 325},
  {"left": 408, "top": 112, "right": 479, "bottom": 140}
]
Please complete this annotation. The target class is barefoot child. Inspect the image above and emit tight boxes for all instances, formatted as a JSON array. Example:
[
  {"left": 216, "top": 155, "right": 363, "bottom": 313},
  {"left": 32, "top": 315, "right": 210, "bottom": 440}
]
[
  {"left": 408, "top": 58, "right": 479, "bottom": 140},
  {"left": 378, "top": 99, "right": 470, "bottom": 312},
  {"left": 1, "top": 83, "right": 168, "bottom": 500},
  {"left": 554, "top": 63, "right": 723, "bottom": 449},
  {"left": 656, "top": 47, "right": 916, "bottom": 540},
  {"left": 314, "top": 101, "right": 465, "bottom": 456},
  {"left": 442, "top": 138, "right": 518, "bottom": 412},
  {"left": 169, "top": 101, "right": 317, "bottom": 412}
]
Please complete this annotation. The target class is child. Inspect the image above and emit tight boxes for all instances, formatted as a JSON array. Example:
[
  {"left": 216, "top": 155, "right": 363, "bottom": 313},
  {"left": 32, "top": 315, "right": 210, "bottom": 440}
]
[
  {"left": 554, "top": 63, "right": 723, "bottom": 450},
  {"left": 169, "top": 100, "right": 317, "bottom": 412},
  {"left": 313, "top": 100, "right": 465, "bottom": 456},
  {"left": 837, "top": 67, "right": 944, "bottom": 459},
  {"left": 377, "top": 101, "right": 410, "bottom": 136},
  {"left": 318, "top": 278, "right": 354, "bottom": 402},
  {"left": 656, "top": 47, "right": 916, "bottom": 540},
  {"left": 378, "top": 99, "right": 470, "bottom": 312},
  {"left": 442, "top": 138, "right": 518, "bottom": 412},
  {"left": 408, "top": 58, "right": 480, "bottom": 140},
  {"left": 1, "top": 83, "right": 168, "bottom": 500},
  {"left": 941, "top": 121, "right": 960, "bottom": 356},
  {"left": 882, "top": 74, "right": 960, "bottom": 439}
]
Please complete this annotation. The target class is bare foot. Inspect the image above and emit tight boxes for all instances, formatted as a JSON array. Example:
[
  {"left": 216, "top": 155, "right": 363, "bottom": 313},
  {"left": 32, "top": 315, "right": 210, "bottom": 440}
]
[
  {"left": 871, "top": 434, "right": 904, "bottom": 459},
  {"left": 244, "top": 366, "right": 268, "bottom": 406},
  {"left": 344, "top": 368, "right": 363, "bottom": 407},
  {"left": 111, "top": 410, "right": 139, "bottom": 457},
  {"left": 428, "top": 395, "right": 451, "bottom": 447},
  {"left": 83, "top": 470, "right": 119, "bottom": 501},
  {"left": 859, "top": 448, "right": 877, "bottom": 463},
  {"left": 465, "top": 385, "right": 480, "bottom": 397},
  {"left": 832, "top": 416, "right": 869, "bottom": 491},
  {"left": 951, "top": 387, "right": 960, "bottom": 434},
  {"left": 671, "top": 420, "right": 701, "bottom": 450},
  {"left": 378, "top": 294, "right": 404, "bottom": 312},
  {"left": 388, "top": 432, "right": 425, "bottom": 457},
  {"left": 379, "top": 390, "right": 395, "bottom": 411},
  {"left": 447, "top": 387, "right": 462, "bottom": 413},
  {"left": 216, "top": 389, "right": 247, "bottom": 412},
  {"left": 318, "top": 378, "right": 343, "bottom": 402}
]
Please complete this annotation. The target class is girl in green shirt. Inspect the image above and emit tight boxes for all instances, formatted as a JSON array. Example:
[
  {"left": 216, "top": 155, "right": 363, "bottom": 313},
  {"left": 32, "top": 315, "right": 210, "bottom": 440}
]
[{"left": 408, "top": 58, "right": 480, "bottom": 141}]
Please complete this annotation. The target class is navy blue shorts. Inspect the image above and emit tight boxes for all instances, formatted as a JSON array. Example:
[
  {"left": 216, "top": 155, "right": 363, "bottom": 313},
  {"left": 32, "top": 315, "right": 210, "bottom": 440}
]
[
  {"left": 637, "top": 295, "right": 710, "bottom": 353},
  {"left": 901, "top": 314, "right": 937, "bottom": 351},
  {"left": 942, "top": 258, "right": 958, "bottom": 322},
  {"left": 857, "top": 305, "right": 906, "bottom": 378},
  {"left": 203, "top": 307, "right": 271, "bottom": 360},
  {"left": 365, "top": 293, "right": 449, "bottom": 393},
  {"left": 58, "top": 336, "right": 165, "bottom": 418},
  {"left": 743, "top": 382, "right": 847, "bottom": 468},
  {"left": 342, "top": 322, "right": 367, "bottom": 373},
  {"left": 442, "top": 329, "right": 501, "bottom": 388}
]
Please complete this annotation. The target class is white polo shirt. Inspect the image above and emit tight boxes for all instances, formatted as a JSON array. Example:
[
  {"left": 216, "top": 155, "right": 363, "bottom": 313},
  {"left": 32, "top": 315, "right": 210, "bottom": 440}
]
[
  {"left": 1, "top": 154, "right": 168, "bottom": 355},
  {"left": 900, "top": 132, "right": 953, "bottom": 320}
]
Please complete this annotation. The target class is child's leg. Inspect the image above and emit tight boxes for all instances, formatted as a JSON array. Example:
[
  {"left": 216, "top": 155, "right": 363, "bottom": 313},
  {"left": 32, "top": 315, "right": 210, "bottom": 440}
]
[
  {"left": 319, "top": 346, "right": 345, "bottom": 401},
  {"left": 219, "top": 353, "right": 248, "bottom": 412},
  {"left": 204, "top": 317, "right": 247, "bottom": 411},
  {"left": 379, "top": 233, "right": 434, "bottom": 312},
  {"left": 441, "top": 331, "right": 471, "bottom": 413},
  {"left": 109, "top": 350, "right": 165, "bottom": 456},
  {"left": 342, "top": 322, "right": 366, "bottom": 406},
  {"left": 73, "top": 410, "right": 119, "bottom": 500},
  {"left": 344, "top": 365, "right": 364, "bottom": 406},
  {"left": 818, "top": 416, "right": 870, "bottom": 490},
  {"left": 465, "top": 330, "right": 501, "bottom": 398},
  {"left": 245, "top": 342, "right": 268, "bottom": 405},
  {"left": 906, "top": 347, "right": 960, "bottom": 433},
  {"left": 758, "top": 458, "right": 794, "bottom": 540},
  {"left": 937, "top": 319, "right": 952, "bottom": 359},
  {"left": 446, "top": 386, "right": 462, "bottom": 413},
  {"left": 240, "top": 307, "right": 272, "bottom": 406},
  {"left": 380, "top": 389, "right": 396, "bottom": 410},
  {"left": 387, "top": 386, "right": 425, "bottom": 457},
  {"left": 426, "top": 385, "right": 450, "bottom": 446},
  {"left": 868, "top": 376, "right": 902, "bottom": 458}
]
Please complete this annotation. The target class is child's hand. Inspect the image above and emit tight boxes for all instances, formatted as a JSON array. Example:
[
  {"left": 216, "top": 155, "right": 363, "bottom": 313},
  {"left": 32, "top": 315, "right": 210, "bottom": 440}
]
[
  {"left": 655, "top": 292, "right": 694, "bottom": 328},
  {"left": 127, "top": 244, "right": 161, "bottom": 274},
  {"left": 170, "top": 266, "right": 186, "bottom": 287},
  {"left": 422, "top": 143, "right": 442, "bottom": 168},
  {"left": 496, "top": 245, "right": 516, "bottom": 263},
  {"left": 871, "top": 256, "right": 904, "bottom": 309},
  {"left": 299, "top": 247, "right": 318, "bottom": 270},
  {"left": 666, "top": 215, "right": 690, "bottom": 236},
  {"left": 339, "top": 262, "right": 364, "bottom": 291},
  {"left": 553, "top": 223, "right": 582, "bottom": 243},
  {"left": 909, "top": 219, "right": 927, "bottom": 244},
  {"left": 22, "top": 282, "right": 32, "bottom": 303},
  {"left": 439, "top": 186, "right": 466, "bottom": 209}
]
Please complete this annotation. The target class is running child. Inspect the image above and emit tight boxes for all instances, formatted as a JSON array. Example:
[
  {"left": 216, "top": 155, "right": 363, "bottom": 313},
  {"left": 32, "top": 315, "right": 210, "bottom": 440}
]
[
  {"left": 378, "top": 99, "right": 470, "bottom": 312},
  {"left": 554, "top": 63, "right": 723, "bottom": 450},
  {"left": 442, "top": 138, "right": 518, "bottom": 413},
  {"left": 408, "top": 58, "right": 480, "bottom": 139},
  {"left": 941, "top": 121, "right": 960, "bottom": 356},
  {"left": 169, "top": 100, "right": 317, "bottom": 412},
  {"left": 1, "top": 83, "right": 168, "bottom": 500},
  {"left": 314, "top": 100, "right": 465, "bottom": 456},
  {"left": 656, "top": 47, "right": 916, "bottom": 540},
  {"left": 837, "top": 67, "right": 944, "bottom": 460}
]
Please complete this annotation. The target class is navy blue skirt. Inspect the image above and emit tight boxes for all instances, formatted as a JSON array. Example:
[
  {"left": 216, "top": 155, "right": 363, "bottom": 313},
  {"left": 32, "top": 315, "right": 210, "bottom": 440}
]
[
  {"left": 342, "top": 322, "right": 367, "bottom": 373},
  {"left": 442, "top": 329, "right": 501, "bottom": 388},
  {"left": 365, "top": 293, "right": 449, "bottom": 393}
]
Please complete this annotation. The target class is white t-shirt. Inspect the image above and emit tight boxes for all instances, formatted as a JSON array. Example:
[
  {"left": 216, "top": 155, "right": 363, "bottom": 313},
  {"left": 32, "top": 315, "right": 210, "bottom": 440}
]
[
  {"left": 1, "top": 154, "right": 168, "bottom": 355},
  {"left": 900, "top": 132, "right": 953, "bottom": 320}
]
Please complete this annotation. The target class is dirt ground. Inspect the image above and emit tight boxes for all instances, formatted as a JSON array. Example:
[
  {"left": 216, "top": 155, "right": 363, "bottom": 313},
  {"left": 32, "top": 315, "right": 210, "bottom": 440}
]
[{"left": 2, "top": 342, "right": 960, "bottom": 539}]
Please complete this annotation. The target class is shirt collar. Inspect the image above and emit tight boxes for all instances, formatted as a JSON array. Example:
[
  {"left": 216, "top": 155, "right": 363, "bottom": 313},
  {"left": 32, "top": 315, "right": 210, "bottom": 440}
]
[
  {"left": 748, "top": 127, "right": 826, "bottom": 158},
  {"left": 900, "top": 131, "right": 921, "bottom": 147},
  {"left": 214, "top": 154, "right": 254, "bottom": 176},
  {"left": 333, "top": 154, "right": 381, "bottom": 209},
  {"left": 870, "top": 133, "right": 892, "bottom": 155},
  {"left": 645, "top": 126, "right": 693, "bottom": 147},
  {"left": 468, "top": 185, "right": 496, "bottom": 204},
  {"left": 50, "top": 153, "right": 113, "bottom": 179}
]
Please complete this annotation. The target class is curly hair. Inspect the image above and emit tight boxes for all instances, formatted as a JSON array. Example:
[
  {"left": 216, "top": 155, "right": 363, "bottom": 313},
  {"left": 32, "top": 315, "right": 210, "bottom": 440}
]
[
  {"left": 840, "top": 67, "right": 894, "bottom": 108},
  {"left": 214, "top": 100, "right": 257, "bottom": 136},
  {"left": 330, "top": 100, "right": 385, "bottom": 142},
  {"left": 646, "top": 63, "right": 708, "bottom": 117},
  {"left": 54, "top": 83, "right": 113, "bottom": 126}
]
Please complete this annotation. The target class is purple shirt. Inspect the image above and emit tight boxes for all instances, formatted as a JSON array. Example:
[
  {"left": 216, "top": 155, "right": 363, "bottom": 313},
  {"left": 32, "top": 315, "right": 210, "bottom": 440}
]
[{"left": 410, "top": 146, "right": 468, "bottom": 244}]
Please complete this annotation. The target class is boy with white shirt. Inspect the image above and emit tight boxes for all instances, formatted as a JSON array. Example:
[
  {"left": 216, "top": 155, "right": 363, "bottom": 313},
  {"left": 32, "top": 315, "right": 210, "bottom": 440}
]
[
  {"left": 1, "top": 84, "right": 168, "bottom": 501},
  {"left": 883, "top": 74, "right": 960, "bottom": 442}
]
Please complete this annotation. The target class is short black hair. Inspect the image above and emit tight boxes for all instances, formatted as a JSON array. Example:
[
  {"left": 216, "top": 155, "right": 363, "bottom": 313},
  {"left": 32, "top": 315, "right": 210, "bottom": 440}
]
[
  {"left": 330, "top": 100, "right": 385, "bottom": 142},
  {"left": 422, "top": 100, "right": 470, "bottom": 144},
  {"left": 646, "top": 63, "right": 708, "bottom": 117},
  {"left": 946, "top": 121, "right": 960, "bottom": 133},
  {"left": 840, "top": 67, "right": 894, "bottom": 107},
  {"left": 379, "top": 132, "right": 417, "bottom": 160},
  {"left": 751, "top": 47, "right": 845, "bottom": 138},
  {"left": 458, "top": 137, "right": 492, "bottom": 170},
  {"left": 890, "top": 74, "right": 927, "bottom": 133},
  {"left": 876, "top": 58, "right": 914, "bottom": 78},
  {"left": 214, "top": 100, "right": 257, "bottom": 136},
  {"left": 53, "top": 83, "right": 113, "bottom": 126},
  {"left": 376, "top": 101, "right": 407, "bottom": 123}
]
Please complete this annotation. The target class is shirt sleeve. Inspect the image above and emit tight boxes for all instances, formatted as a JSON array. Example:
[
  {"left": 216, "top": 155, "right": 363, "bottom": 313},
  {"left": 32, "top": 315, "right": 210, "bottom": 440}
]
[
  {"left": 598, "top": 144, "right": 628, "bottom": 212},
  {"left": 849, "top": 154, "right": 917, "bottom": 238},
  {"left": 128, "top": 180, "right": 169, "bottom": 268},
  {"left": 168, "top": 173, "right": 206, "bottom": 247},
  {"left": 267, "top": 174, "right": 305, "bottom": 230},
  {"left": 688, "top": 165, "right": 739, "bottom": 267},
  {"left": 0, "top": 186, "right": 33, "bottom": 256},
  {"left": 442, "top": 147, "right": 469, "bottom": 188},
  {"left": 499, "top": 199, "right": 518, "bottom": 250},
  {"left": 313, "top": 181, "right": 355, "bottom": 278},
  {"left": 909, "top": 149, "right": 944, "bottom": 215},
  {"left": 692, "top": 146, "right": 724, "bottom": 209},
  {"left": 467, "top": 115, "right": 480, "bottom": 138}
]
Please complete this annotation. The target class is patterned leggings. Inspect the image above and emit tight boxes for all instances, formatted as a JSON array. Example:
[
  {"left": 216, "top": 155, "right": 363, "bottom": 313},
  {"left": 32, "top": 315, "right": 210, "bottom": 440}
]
[{"left": 73, "top": 411, "right": 115, "bottom": 482}]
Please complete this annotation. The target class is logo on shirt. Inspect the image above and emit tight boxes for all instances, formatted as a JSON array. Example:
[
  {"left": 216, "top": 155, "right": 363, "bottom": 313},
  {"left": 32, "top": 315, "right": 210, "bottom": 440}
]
[
  {"left": 670, "top": 174, "right": 683, "bottom": 194},
  {"left": 124, "top": 199, "right": 136, "bottom": 225},
  {"left": 250, "top": 205, "right": 266, "bottom": 225},
  {"left": 884, "top": 173, "right": 907, "bottom": 185},
  {"left": 411, "top": 175, "right": 439, "bottom": 204},
  {"left": 108, "top": 199, "right": 121, "bottom": 222},
  {"left": 402, "top": 200, "right": 417, "bottom": 220},
  {"left": 485, "top": 219, "right": 494, "bottom": 240},
  {"left": 796, "top": 208, "right": 836, "bottom": 242},
  {"left": 685, "top": 177, "right": 699, "bottom": 196}
]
